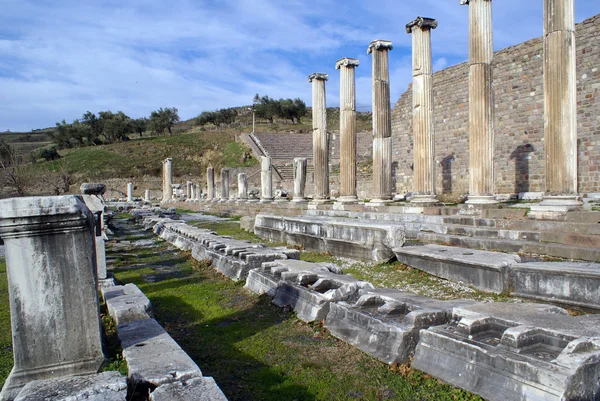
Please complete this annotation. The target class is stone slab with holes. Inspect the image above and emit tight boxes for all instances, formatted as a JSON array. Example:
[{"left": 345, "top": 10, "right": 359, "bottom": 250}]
[
  {"left": 412, "top": 303, "right": 600, "bottom": 401},
  {"left": 325, "top": 288, "right": 476, "bottom": 364}
]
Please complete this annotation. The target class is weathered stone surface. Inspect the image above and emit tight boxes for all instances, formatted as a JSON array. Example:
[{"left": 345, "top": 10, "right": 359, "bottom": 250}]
[
  {"left": 239, "top": 216, "right": 255, "bottom": 232},
  {"left": 14, "top": 372, "right": 127, "bottom": 401},
  {"left": 292, "top": 157, "right": 308, "bottom": 202},
  {"left": 272, "top": 269, "right": 374, "bottom": 322},
  {"left": 337, "top": 57, "right": 359, "bottom": 203},
  {"left": 118, "top": 318, "right": 202, "bottom": 387},
  {"left": 149, "top": 377, "right": 228, "bottom": 401},
  {"left": 0, "top": 196, "right": 105, "bottom": 401},
  {"left": 260, "top": 157, "right": 273, "bottom": 202},
  {"left": 309, "top": 73, "right": 330, "bottom": 202},
  {"left": 325, "top": 288, "right": 474, "bottom": 364},
  {"left": 162, "top": 158, "right": 172, "bottom": 202},
  {"left": 80, "top": 183, "right": 106, "bottom": 195},
  {"left": 206, "top": 167, "right": 215, "bottom": 201},
  {"left": 102, "top": 283, "right": 153, "bottom": 325},
  {"left": 394, "top": 244, "right": 520, "bottom": 292},
  {"left": 413, "top": 303, "right": 600, "bottom": 401},
  {"left": 254, "top": 214, "right": 405, "bottom": 262}
]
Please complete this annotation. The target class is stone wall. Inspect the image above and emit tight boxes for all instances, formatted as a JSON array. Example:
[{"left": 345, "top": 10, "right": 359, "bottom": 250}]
[{"left": 392, "top": 14, "right": 600, "bottom": 200}]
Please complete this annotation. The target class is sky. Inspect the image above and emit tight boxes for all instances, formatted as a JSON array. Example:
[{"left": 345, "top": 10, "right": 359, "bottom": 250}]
[{"left": 0, "top": 0, "right": 598, "bottom": 132}]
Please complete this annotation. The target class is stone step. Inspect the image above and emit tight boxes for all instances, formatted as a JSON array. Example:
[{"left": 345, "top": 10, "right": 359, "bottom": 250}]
[
  {"left": 415, "top": 232, "right": 600, "bottom": 262},
  {"left": 444, "top": 215, "right": 600, "bottom": 236}
]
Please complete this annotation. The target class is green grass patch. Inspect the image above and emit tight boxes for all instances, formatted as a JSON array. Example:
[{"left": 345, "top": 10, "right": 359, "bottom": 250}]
[
  {"left": 191, "top": 221, "right": 264, "bottom": 243},
  {"left": 0, "top": 259, "right": 13, "bottom": 390}
]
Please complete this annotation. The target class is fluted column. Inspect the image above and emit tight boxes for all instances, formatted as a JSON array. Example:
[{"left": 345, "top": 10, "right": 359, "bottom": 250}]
[
  {"left": 162, "top": 158, "right": 172, "bottom": 202},
  {"left": 238, "top": 173, "right": 248, "bottom": 201},
  {"left": 260, "top": 156, "right": 274, "bottom": 203},
  {"left": 145, "top": 189, "right": 150, "bottom": 202},
  {"left": 336, "top": 58, "right": 360, "bottom": 203},
  {"left": 461, "top": 0, "right": 497, "bottom": 205},
  {"left": 407, "top": 17, "right": 440, "bottom": 205},
  {"left": 368, "top": 40, "right": 394, "bottom": 205},
  {"left": 195, "top": 184, "right": 200, "bottom": 200},
  {"left": 533, "top": 0, "right": 581, "bottom": 213},
  {"left": 126, "top": 182, "right": 133, "bottom": 202},
  {"left": 220, "top": 169, "right": 230, "bottom": 202},
  {"left": 309, "top": 73, "right": 331, "bottom": 203},
  {"left": 189, "top": 182, "right": 195, "bottom": 200},
  {"left": 292, "top": 157, "right": 308, "bottom": 202},
  {"left": 207, "top": 167, "right": 215, "bottom": 201}
]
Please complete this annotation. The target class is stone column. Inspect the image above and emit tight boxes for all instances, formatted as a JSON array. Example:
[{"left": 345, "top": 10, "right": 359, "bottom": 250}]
[
  {"left": 80, "top": 184, "right": 108, "bottom": 282},
  {"left": 336, "top": 58, "right": 360, "bottom": 203},
  {"left": 533, "top": 0, "right": 581, "bottom": 213},
  {"left": 220, "top": 169, "right": 230, "bottom": 202},
  {"left": 461, "top": 0, "right": 497, "bottom": 205},
  {"left": 126, "top": 182, "right": 133, "bottom": 202},
  {"left": 368, "top": 40, "right": 394, "bottom": 205},
  {"left": 207, "top": 167, "right": 215, "bottom": 201},
  {"left": 260, "top": 156, "right": 274, "bottom": 203},
  {"left": 162, "top": 158, "right": 172, "bottom": 202},
  {"left": 0, "top": 196, "right": 105, "bottom": 400},
  {"left": 238, "top": 173, "right": 248, "bottom": 201},
  {"left": 292, "top": 157, "right": 308, "bottom": 202},
  {"left": 190, "top": 183, "right": 196, "bottom": 200},
  {"left": 145, "top": 189, "right": 151, "bottom": 202},
  {"left": 195, "top": 184, "right": 200, "bottom": 200},
  {"left": 309, "top": 73, "right": 331, "bottom": 203},
  {"left": 407, "top": 17, "right": 440, "bottom": 205}
]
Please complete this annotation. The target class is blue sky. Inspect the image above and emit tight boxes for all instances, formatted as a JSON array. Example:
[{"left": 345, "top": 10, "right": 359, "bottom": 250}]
[{"left": 0, "top": 0, "right": 598, "bottom": 132}]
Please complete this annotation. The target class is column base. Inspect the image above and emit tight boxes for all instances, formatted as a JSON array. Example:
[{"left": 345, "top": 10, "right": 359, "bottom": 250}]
[
  {"left": 247, "top": 199, "right": 260, "bottom": 203},
  {"left": 291, "top": 198, "right": 309, "bottom": 203},
  {"left": 529, "top": 195, "right": 582, "bottom": 218},
  {"left": 336, "top": 195, "right": 359, "bottom": 204},
  {"left": 465, "top": 195, "right": 498, "bottom": 205},
  {"left": 259, "top": 198, "right": 274, "bottom": 204},
  {"left": 366, "top": 198, "right": 394, "bottom": 207},
  {"left": 310, "top": 198, "right": 333, "bottom": 205},
  {"left": 410, "top": 194, "right": 440, "bottom": 206}
]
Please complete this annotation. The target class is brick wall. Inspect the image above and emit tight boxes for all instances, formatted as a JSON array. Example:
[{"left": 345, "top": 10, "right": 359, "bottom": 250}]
[{"left": 392, "top": 14, "right": 600, "bottom": 200}]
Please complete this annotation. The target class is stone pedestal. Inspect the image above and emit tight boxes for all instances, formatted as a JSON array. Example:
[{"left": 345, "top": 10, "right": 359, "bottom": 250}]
[
  {"left": 260, "top": 156, "right": 274, "bottom": 203},
  {"left": 532, "top": 0, "right": 582, "bottom": 214},
  {"left": 0, "top": 196, "right": 105, "bottom": 401},
  {"left": 238, "top": 173, "right": 248, "bottom": 202},
  {"left": 407, "top": 17, "right": 440, "bottom": 205},
  {"left": 292, "top": 158, "right": 308, "bottom": 203},
  {"left": 220, "top": 169, "right": 230, "bottom": 202},
  {"left": 368, "top": 40, "right": 394, "bottom": 206},
  {"left": 461, "top": 0, "right": 498, "bottom": 205},
  {"left": 162, "top": 158, "right": 172, "bottom": 202},
  {"left": 309, "top": 73, "right": 331, "bottom": 204},
  {"left": 126, "top": 182, "right": 133, "bottom": 202},
  {"left": 336, "top": 58, "right": 360, "bottom": 204},
  {"left": 207, "top": 167, "right": 215, "bottom": 201}
]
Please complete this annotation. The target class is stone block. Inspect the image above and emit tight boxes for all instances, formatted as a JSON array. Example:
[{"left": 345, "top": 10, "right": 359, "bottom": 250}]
[
  {"left": 14, "top": 372, "right": 127, "bottom": 401},
  {"left": 272, "top": 270, "right": 374, "bottom": 322},
  {"left": 394, "top": 244, "right": 520, "bottom": 293},
  {"left": 239, "top": 216, "right": 255, "bottom": 232},
  {"left": 413, "top": 303, "right": 600, "bottom": 401},
  {"left": 80, "top": 183, "right": 107, "bottom": 196},
  {"left": 102, "top": 283, "right": 153, "bottom": 325},
  {"left": 325, "top": 289, "right": 475, "bottom": 364},
  {"left": 149, "top": 377, "right": 228, "bottom": 401},
  {"left": 254, "top": 214, "right": 405, "bottom": 262},
  {"left": 118, "top": 318, "right": 202, "bottom": 388}
]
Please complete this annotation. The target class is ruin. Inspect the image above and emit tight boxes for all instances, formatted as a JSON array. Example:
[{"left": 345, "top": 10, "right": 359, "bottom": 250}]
[{"left": 308, "top": 72, "right": 330, "bottom": 203}]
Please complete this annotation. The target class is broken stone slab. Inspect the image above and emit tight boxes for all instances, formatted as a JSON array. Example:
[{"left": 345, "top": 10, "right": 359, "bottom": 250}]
[
  {"left": 149, "top": 377, "right": 228, "bottom": 401},
  {"left": 325, "top": 289, "right": 476, "bottom": 364},
  {"left": 272, "top": 269, "right": 374, "bottom": 322},
  {"left": 118, "top": 318, "right": 202, "bottom": 388},
  {"left": 80, "top": 183, "right": 107, "bottom": 196},
  {"left": 413, "top": 303, "right": 600, "bottom": 401},
  {"left": 394, "top": 244, "right": 520, "bottom": 293},
  {"left": 245, "top": 259, "right": 340, "bottom": 296},
  {"left": 254, "top": 214, "right": 405, "bottom": 262},
  {"left": 102, "top": 283, "right": 153, "bottom": 325},
  {"left": 511, "top": 261, "right": 600, "bottom": 309},
  {"left": 14, "top": 371, "right": 127, "bottom": 401}
]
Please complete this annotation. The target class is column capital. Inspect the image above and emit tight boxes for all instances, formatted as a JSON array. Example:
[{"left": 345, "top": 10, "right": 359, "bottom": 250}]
[
  {"left": 367, "top": 40, "right": 393, "bottom": 54},
  {"left": 335, "top": 57, "right": 360, "bottom": 70},
  {"left": 308, "top": 73, "right": 328, "bottom": 82},
  {"left": 406, "top": 17, "right": 438, "bottom": 33},
  {"left": 460, "top": 0, "right": 492, "bottom": 4}
]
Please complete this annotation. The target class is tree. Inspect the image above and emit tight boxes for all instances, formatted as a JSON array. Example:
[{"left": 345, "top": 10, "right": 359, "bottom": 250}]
[
  {"left": 100, "top": 111, "right": 134, "bottom": 142},
  {"left": 81, "top": 111, "right": 105, "bottom": 143},
  {"left": 50, "top": 119, "right": 92, "bottom": 148},
  {"left": 148, "top": 107, "right": 180, "bottom": 136},
  {"left": 0, "top": 139, "right": 33, "bottom": 196},
  {"left": 41, "top": 157, "right": 73, "bottom": 195},
  {"left": 196, "top": 111, "right": 219, "bottom": 127},
  {"left": 131, "top": 117, "right": 149, "bottom": 137},
  {"left": 253, "top": 94, "right": 279, "bottom": 124}
]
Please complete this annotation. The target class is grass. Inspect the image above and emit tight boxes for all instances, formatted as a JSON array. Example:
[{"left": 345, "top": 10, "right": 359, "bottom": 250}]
[
  {"left": 0, "top": 259, "right": 13, "bottom": 390},
  {"left": 109, "top": 220, "right": 482, "bottom": 401}
]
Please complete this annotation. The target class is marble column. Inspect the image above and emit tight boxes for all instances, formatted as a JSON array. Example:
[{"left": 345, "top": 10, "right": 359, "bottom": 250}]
[
  {"left": 238, "top": 173, "right": 248, "bottom": 201},
  {"left": 260, "top": 156, "right": 274, "bottom": 203},
  {"left": 189, "top": 182, "right": 195, "bottom": 200},
  {"left": 461, "top": 0, "right": 497, "bottom": 205},
  {"left": 195, "top": 184, "right": 200, "bottom": 200},
  {"left": 144, "top": 189, "right": 151, "bottom": 202},
  {"left": 407, "top": 17, "right": 440, "bottom": 205},
  {"left": 126, "top": 182, "right": 133, "bottom": 202},
  {"left": 0, "top": 196, "right": 105, "bottom": 400},
  {"left": 220, "top": 169, "right": 230, "bottom": 202},
  {"left": 162, "top": 158, "right": 172, "bottom": 202},
  {"left": 292, "top": 157, "right": 308, "bottom": 202},
  {"left": 207, "top": 167, "right": 215, "bottom": 201},
  {"left": 309, "top": 73, "right": 331, "bottom": 203},
  {"left": 336, "top": 57, "right": 360, "bottom": 203},
  {"left": 533, "top": 0, "right": 581, "bottom": 213},
  {"left": 368, "top": 40, "right": 394, "bottom": 205}
]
